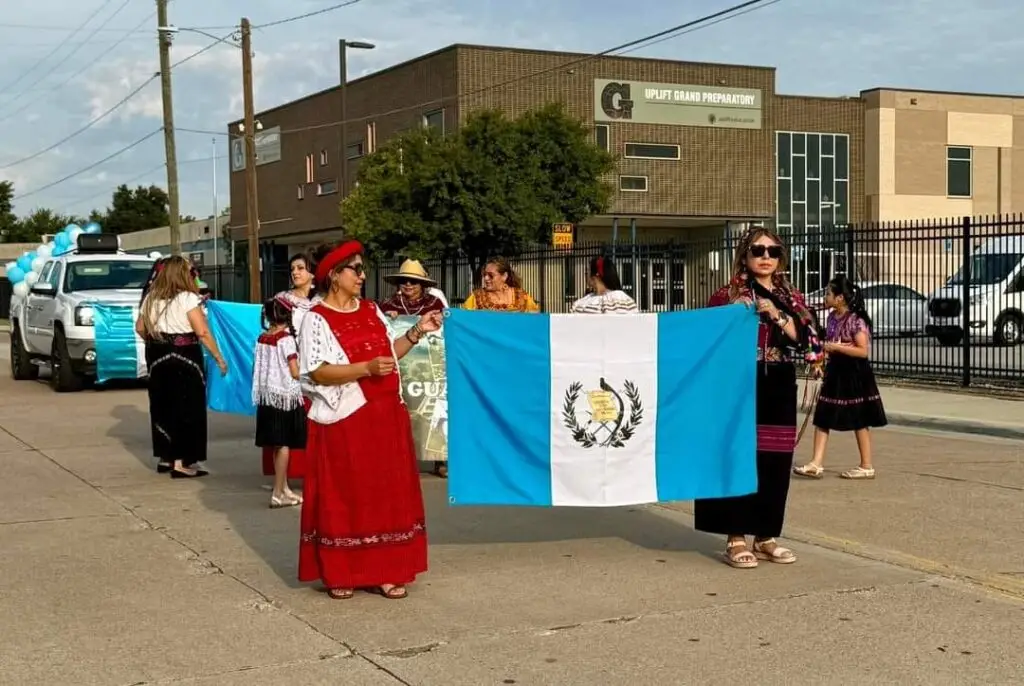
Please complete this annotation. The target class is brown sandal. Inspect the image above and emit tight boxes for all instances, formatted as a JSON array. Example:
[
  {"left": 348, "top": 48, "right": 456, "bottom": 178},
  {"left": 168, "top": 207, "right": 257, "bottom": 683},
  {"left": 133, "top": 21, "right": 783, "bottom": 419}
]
[
  {"left": 327, "top": 588, "right": 354, "bottom": 600},
  {"left": 375, "top": 585, "right": 408, "bottom": 599}
]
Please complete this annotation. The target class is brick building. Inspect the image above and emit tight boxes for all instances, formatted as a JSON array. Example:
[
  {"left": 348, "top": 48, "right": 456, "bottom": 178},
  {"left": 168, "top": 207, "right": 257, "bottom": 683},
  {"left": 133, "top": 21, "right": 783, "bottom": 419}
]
[{"left": 227, "top": 44, "right": 864, "bottom": 294}]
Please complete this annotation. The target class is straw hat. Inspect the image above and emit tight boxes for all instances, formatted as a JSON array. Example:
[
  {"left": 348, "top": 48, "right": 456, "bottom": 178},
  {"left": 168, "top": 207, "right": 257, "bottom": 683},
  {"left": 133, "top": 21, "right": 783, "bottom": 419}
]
[{"left": 385, "top": 259, "right": 436, "bottom": 286}]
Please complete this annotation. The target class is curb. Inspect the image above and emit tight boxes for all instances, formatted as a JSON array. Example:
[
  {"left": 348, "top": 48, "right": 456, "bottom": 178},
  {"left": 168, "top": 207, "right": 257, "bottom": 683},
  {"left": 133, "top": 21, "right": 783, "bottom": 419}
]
[{"left": 800, "top": 410, "right": 1024, "bottom": 441}]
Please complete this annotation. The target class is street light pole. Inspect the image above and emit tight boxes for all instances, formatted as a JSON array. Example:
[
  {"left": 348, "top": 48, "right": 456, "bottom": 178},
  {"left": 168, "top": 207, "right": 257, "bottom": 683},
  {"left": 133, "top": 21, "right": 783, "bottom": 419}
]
[
  {"left": 241, "top": 17, "right": 260, "bottom": 304},
  {"left": 212, "top": 137, "right": 218, "bottom": 267},
  {"left": 338, "top": 39, "right": 375, "bottom": 199},
  {"left": 156, "top": 0, "right": 181, "bottom": 255}
]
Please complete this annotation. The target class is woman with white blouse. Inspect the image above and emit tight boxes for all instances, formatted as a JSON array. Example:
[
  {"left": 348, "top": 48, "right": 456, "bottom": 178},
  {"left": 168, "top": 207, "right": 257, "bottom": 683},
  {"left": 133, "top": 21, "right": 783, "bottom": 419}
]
[{"left": 570, "top": 255, "right": 638, "bottom": 314}]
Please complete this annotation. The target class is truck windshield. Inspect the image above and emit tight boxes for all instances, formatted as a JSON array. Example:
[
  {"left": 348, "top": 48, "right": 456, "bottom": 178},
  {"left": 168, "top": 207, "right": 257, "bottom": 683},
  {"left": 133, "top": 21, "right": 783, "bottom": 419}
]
[
  {"left": 64, "top": 261, "right": 153, "bottom": 292},
  {"left": 947, "top": 253, "right": 1023, "bottom": 286}
]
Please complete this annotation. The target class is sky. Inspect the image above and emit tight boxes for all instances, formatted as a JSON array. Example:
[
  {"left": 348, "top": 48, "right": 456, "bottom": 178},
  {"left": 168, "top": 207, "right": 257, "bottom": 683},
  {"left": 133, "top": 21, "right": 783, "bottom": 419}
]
[{"left": 0, "top": 0, "right": 1021, "bottom": 222}]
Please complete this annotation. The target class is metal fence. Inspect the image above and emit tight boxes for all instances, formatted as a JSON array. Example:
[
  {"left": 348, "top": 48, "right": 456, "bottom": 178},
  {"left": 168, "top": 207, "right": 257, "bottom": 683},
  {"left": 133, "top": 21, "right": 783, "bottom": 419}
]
[{"left": 14, "top": 213, "right": 1016, "bottom": 390}]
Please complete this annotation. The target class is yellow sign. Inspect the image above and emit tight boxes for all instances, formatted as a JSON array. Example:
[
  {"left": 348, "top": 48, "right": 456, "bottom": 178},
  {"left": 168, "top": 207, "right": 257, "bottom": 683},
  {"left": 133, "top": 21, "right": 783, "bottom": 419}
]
[
  {"left": 586, "top": 390, "right": 620, "bottom": 423},
  {"left": 552, "top": 222, "right": 574, "bottom": 249}
]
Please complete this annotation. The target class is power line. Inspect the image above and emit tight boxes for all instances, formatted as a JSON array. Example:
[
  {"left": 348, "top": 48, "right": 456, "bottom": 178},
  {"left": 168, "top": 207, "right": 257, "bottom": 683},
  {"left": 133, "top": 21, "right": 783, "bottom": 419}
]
[
  {"left": 254, "top": 0, "right": 366, "bottom": 29},
  {"left": 13, "top": 129, "right": 163, "bottom": 201},
  {"left": 59, "top": 153, "right": 227, "bottom": 210},
  {"left": 0, "top": 0, "right": 120, "bottom": 97},
  {"left": 0, "top": 21, "right": 149, "bottom": 34},
  {"left": 0, "top": 29, "right": 236, "bottom": 171},
  {"left": 0, "top": 4, "right": 153, "bottom": 123},
  {"left": 615, "top": 0, "right": 781, "bottom": 55},
  {"left": 270, "top": 0, "right": 780, "bottom": 139}
]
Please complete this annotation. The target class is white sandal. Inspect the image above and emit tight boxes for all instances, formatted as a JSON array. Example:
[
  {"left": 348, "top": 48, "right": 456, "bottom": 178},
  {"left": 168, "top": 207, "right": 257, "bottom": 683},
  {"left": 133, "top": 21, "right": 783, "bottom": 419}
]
[
  {"left": 270, "top": 493, "right": 301, "bottom": 509},
  {"left": 723, "top": 539, "right": 758, "bottom": 569},
  {"left": 793, "top": 463, "right": 824, "bottom": 479},
  {"left": 841, "top": 466, "right": 875, "bottom": 479},
  {"left": 752, "top": 538, "right": 797, "bottom": 564}
]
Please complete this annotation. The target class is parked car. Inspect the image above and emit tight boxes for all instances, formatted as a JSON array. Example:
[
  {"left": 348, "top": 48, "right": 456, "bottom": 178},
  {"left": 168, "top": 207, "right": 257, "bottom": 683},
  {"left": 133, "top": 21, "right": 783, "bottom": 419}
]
[
  {"left": 925, "top": 236, "right": 1024, "bottom": 347},
  {"left": 805, "top": 280, "right": 928, "bottom": 338}
]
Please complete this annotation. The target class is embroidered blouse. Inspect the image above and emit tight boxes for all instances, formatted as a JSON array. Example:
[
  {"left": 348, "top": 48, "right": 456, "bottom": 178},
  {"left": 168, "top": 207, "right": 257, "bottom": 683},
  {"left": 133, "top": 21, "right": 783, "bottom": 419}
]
[
  {"left": 251, "top": 329, "right": 302, "bottom": 410},
  {"left": 826, "top": 312, "right": 869, "bottom": 343},
  {"left": 708, "top": 285, "right": 810, "bottom": 363},
  {"left": 379, "top": 292, "right": 446, "bottom": 316},
  {"left": 463, "top": 287, "right": 540, "bottom": 312},
  {"left": 298, "top": 299, "right": 401, "bottom": 425},
  {"left": 571, "top": 289, "right": 638, "bottom": 314}
]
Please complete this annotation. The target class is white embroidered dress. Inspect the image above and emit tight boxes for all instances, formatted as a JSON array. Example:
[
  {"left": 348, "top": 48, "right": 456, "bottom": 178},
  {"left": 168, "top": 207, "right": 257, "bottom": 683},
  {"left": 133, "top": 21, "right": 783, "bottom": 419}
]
[
  {"left": 570, "top": 289, "right": 639, "bottom": 314},
  {"left": 251, "top": 330, "right": 303, "bottom": 410},
  {"left": 298, "top": 300, "right": 403, "bottom": 425}
]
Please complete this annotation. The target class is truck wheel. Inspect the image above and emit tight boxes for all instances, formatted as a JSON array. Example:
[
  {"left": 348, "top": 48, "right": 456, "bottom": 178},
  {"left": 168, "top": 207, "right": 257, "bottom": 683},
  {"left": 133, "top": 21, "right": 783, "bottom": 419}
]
[
  {"left": 50, "top": 329, "right": 85, "bottom": 393},
  {"left": 9, "top": 322, "right": 39, "bottom": 381},
  {"left": 994, "top": 312, "right": 1023, "bottom": 346}
]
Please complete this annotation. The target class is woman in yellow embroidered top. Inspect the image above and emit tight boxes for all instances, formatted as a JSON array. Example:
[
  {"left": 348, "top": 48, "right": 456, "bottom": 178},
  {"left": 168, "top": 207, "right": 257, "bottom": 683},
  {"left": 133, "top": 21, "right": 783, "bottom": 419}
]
[{"left": 462, "top": 257, "right": 540, "bottom": 312}]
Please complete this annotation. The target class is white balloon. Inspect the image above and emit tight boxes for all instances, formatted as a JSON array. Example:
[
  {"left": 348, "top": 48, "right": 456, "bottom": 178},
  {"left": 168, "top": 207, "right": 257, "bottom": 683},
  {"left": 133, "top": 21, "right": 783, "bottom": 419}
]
[
  {"left": 13, "top": 281, "right": 28, "bottom": 297},
  {"left": 30, "top": 257, "right": 45, "bottom": 273},
  {"left": 23, "top": 271, "right": 39, "bottom": 287},
  {"left": 148, "top": 251, "right": 162, "bottom": 259},
  {"left": 36, "top": 243, "right": 52, "bottom": 258},
  {"left": 4, "top": 261, "right": 15, "bottom": 272}
]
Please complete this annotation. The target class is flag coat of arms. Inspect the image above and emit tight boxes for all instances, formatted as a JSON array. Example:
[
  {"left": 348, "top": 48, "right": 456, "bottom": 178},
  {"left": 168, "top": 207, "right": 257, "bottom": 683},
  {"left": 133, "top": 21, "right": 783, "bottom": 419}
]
[{"left": 443, "top": 305, "right": 759, "bottom": 507}]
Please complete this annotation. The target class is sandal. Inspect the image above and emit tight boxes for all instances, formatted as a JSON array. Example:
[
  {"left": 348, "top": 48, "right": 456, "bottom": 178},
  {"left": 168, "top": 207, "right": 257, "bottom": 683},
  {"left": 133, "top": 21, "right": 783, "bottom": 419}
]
[
  {"left": 841, "top": 466, "right": 875, "bottom": 479},
  {"left": 433, "top": 462, "right": 448, "bottom": 479},
  {"left": 752, "top": 538, "right": 797, "bottom": 564},
  {"left": 793, "top": 463, "right": 824, "bottom": 479},
  {"left": 327, "top": 588, "right": 354, "bottom": 600},
  {"left": 270, "top": 493, "right": 301, "bottom": 509},
  {"left": 723, "top": 539, "right": 758, "bottom": 569},
  {"left": 374, "top": 585, "right": 408, "bottom": 599}
]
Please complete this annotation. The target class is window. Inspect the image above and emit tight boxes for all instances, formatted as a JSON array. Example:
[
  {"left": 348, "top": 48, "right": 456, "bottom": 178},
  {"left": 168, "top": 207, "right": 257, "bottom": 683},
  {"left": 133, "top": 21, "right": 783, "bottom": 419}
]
[
  {"left": 304, "top": 154, "right": 314, "bottom": 183},
  {"left": 297, "top": 185, "right": 305, "bottom": 200},
  {"left": 423, "top": 109, "right": 444, "bottom": 133},
  {"left": 317, "top": 180, "right": 338, "bottom": 196},
  {"left": 366, "top": 122, "right": 377, "bottom": 153},
  {"left": 947, "top": 146, "right": 972, "bottom": 197},
  {"left": 619, "top": 175, "right": 648, "bottom": 192},
  {"left": 346, "top": 142, "right": 364, "bottom": 160},
  {"left": 64, "top": 261, "right": 152, "bottom": 292},
  {"left": 595, "top": 125, "right": 609, "bottom": 151},
  {"left": 319, "top": 150, "right": 328, "bottom": 166},
  {"left": 623, "top": 143, "right": 680, "bottom": 160}
]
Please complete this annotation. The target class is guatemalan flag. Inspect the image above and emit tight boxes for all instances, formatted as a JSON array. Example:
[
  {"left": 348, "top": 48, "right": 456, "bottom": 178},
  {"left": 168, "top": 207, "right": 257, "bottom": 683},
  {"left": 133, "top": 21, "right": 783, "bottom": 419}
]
[
  {"left": 443, "top": 304, "right": 759, "bottom": 507},
  {"left": 93, "top": 304, "right": 147, "bottom": 383}
]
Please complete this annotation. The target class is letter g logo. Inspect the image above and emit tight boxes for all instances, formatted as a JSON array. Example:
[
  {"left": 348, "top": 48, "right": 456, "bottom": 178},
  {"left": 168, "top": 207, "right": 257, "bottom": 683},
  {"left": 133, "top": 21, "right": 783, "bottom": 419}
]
[{"left": 600, "top": 82, "right": 633, "bottom": 120}]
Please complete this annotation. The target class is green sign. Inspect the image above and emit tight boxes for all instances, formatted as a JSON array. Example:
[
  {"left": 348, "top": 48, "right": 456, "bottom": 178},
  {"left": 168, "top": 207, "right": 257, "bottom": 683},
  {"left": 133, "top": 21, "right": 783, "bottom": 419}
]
[
  {"left": 594, "top": 79, "right": 762, "bottom": 129},
  {"left": 388, "top": 316, "right": 447, "bottom": 463}
]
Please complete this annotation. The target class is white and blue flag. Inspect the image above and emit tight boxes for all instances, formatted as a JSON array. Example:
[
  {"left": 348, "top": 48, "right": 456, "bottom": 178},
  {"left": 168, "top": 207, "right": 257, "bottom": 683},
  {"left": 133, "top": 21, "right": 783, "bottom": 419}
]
[
  {"left": 443, "top": 305, "right": 759, "bottom": 507},
  {"left": 93, "top": 303, "right": 147, "bottom": 382}
]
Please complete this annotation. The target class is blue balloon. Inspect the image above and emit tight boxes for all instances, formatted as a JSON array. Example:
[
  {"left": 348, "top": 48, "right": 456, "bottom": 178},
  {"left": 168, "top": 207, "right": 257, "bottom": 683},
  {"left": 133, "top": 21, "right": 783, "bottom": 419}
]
[
  {"left": 84, "top": 222, "right": 101, "bottom": 234},
  {"left": 16, "top": 254, "right": 33, "bottom": 272},
  {"left": 55, "top": 233, "right": 68, "bottom": 247},
  {"left": 7, "top": 266, "right": 25, "bottom": 284}
]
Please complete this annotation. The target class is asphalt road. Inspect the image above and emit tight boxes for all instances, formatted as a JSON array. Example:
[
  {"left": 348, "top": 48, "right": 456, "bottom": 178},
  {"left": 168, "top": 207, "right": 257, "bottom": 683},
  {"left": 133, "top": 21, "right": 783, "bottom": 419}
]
[{"left": 870, "top": 334, "right": 1023, "bottom": 383}]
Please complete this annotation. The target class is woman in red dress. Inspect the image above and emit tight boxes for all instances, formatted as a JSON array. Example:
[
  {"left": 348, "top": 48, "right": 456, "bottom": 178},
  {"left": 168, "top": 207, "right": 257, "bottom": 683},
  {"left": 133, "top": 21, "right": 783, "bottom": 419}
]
[{"left": 297, "top": 240, "right": 441, "bottom": 600}]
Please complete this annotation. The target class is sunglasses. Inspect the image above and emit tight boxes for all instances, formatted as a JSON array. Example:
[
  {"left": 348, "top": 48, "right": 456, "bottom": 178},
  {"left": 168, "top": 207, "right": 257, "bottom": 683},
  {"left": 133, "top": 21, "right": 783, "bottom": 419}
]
[
  {"left": 342, "top": 263, "right": 366, "bottom": 275},
  {"left": 397, "top": 279, "right": 421, "bottom": 286},
  {"left": 749, "top": 245, "right": 783, "bottom": 259}
]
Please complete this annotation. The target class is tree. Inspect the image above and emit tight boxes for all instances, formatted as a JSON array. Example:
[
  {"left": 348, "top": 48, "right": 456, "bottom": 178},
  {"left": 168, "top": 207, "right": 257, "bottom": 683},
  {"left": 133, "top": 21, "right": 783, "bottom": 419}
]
[
  {"left": 341, "top": 104, "right": 614, "bottom": 271},
  {"left": 12, "top": 208, "right": 81, "bottom": 244},
  {"left": 99, "top": 184, "right": 170, "bottom": 234},
  {"left": 0, "top": 180, "right": 18, "bottom": 243}
]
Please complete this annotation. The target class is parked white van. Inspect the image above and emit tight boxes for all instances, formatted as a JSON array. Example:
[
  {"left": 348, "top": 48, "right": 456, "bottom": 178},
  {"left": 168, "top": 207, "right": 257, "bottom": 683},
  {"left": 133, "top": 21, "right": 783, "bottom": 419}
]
[{"left": 925, "top": 235, "right": 1024, "bottom": 347}]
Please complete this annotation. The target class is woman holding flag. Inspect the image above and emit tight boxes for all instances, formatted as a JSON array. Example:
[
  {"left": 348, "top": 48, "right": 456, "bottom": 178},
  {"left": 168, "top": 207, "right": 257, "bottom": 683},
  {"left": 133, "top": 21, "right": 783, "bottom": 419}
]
[
  {"left": 297, "top": 240, "right": 441, "bottom": 600},
  {"left": 694, "top": 227, "right": 822, "bottom": 569}
]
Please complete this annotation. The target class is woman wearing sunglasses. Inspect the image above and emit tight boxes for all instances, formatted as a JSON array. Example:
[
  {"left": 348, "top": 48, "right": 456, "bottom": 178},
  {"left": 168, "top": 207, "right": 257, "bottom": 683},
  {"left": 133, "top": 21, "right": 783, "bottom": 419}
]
[
  {"left": 296, "top": 241, "right": 442, "bottom": 600},
  {"left": 379, "top": 259, "right": 447, "bottom": 318},
  {"left": 693, "top": 227, "right": 822, "bottom": 569}
]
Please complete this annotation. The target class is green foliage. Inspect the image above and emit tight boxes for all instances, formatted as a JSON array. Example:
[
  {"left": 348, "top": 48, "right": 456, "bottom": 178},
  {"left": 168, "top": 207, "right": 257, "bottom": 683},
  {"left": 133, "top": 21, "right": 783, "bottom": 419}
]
[
  {"left": 98, "top": 184, "right": 170, "bottom": 235},
  {"left": 341, "top": 103, "right": 614, "bottom": 267}
]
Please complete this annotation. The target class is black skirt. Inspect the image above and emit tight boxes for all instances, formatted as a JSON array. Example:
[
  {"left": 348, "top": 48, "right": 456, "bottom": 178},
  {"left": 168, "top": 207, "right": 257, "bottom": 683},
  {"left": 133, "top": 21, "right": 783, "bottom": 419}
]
[
  {"left": 145, "top": 335, "right": 207, "bottom": 465},
  {"left": 694, "top": 362, "right": 796, "bottom": 539},
  {"left": 255, "top": 403, "right": 307, "bottom": 450},
  {"left": 813, "top": 356, "right": 888, "bottom": 432}
]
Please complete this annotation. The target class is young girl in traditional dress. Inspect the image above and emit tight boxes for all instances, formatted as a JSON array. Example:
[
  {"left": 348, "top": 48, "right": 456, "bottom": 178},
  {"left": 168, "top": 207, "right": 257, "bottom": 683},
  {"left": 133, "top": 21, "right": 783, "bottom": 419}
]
[
  {"left": 253, "top": 296, "right": 307, "bottom": 507},
  {"left": 794, "top": 275, "right": 887, "bottom": 480}
]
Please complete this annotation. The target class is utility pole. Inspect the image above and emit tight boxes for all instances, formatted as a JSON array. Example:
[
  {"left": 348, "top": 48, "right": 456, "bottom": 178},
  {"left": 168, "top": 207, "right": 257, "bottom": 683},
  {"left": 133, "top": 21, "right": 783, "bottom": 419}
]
[
  {"left": 241, "top": 17, "right": 260, "bottom": 303},
  {"left": 156, "top": 0, "right": 181, "bottom": 255}
]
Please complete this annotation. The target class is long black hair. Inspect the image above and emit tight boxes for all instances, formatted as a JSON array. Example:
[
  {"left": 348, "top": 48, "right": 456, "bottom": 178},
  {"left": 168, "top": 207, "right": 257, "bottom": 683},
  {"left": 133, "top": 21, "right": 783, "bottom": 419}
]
[
  {"left": 262, "top": 296, "right": 295, "bottom": 337},
  {"left": 589, "top": 254, "right": 623, "bottom": 291},
  {"left": 828, "top": 275, "right": 873, "bottom": 331}
]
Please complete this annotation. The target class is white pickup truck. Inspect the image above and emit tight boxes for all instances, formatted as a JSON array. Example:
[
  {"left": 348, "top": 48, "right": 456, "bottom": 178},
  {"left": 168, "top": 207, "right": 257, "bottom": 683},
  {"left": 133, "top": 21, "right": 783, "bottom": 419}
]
[{"left": 8, "top": 234, "right": 155, "bottom": 392}]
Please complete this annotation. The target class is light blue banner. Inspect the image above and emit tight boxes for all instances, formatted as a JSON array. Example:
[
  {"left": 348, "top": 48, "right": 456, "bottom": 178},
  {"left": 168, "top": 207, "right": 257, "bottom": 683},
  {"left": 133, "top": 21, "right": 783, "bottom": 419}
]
[
  {"left": 205, "top": 300, "right": 263, "bottom": 415},
  {"left": 93, "top": 303, "right": 145, "bottom": 383}
]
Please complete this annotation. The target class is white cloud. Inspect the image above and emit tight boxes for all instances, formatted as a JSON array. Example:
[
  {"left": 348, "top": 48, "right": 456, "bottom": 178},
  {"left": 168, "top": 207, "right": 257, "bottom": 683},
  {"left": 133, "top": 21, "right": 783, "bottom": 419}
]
[{"left": 1, "top": 0, "right": 1023, "bottom": 219}]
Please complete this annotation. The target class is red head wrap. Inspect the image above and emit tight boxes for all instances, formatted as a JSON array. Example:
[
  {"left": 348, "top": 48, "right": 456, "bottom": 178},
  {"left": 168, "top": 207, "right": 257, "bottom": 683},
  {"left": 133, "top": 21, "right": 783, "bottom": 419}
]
[
  {"left": 596, "top": 257, "right": 605, "bottom": 278},
  {"left": 315, "top": 240, "right": 363, "bottom": 283}
]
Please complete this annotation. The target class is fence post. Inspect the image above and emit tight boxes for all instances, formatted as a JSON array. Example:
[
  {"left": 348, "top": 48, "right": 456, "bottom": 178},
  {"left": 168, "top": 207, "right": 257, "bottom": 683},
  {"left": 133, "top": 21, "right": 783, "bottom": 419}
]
[
  {"left": 960, "top": 215, "right": 971, "bottom": 388},
  {"left": 844, "top": 224, "right": 855, "bottom": 279}
]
